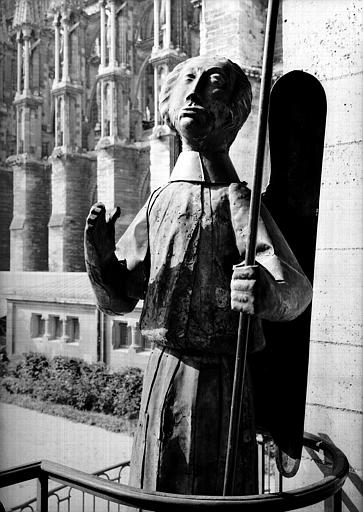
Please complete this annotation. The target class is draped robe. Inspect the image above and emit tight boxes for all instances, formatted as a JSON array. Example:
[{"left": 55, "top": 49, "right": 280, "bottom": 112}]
[{"left": 99, "top": 151, "right": 312, "bottom": 501}]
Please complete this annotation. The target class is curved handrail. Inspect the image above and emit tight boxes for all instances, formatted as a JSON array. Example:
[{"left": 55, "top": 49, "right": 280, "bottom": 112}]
[
  {"left": 4, "top": 460, "right": 131, "bottom": 512},
  {"left": 0, "top": 433, "right": 349, "bottom": 511}
]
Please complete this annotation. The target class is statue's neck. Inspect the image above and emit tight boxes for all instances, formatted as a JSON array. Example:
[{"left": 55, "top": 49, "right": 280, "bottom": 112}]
[
  {"left": 169, "top": 150, "right": 240, "bottom": 184},
  {"left": 199, "top": 152, "right": 239, "bottom": 182}
]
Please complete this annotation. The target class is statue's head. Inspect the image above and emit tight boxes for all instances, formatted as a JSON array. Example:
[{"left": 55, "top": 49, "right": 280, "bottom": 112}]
[{"left": 159, "top": 56, "right": 252, "bottom": 154}]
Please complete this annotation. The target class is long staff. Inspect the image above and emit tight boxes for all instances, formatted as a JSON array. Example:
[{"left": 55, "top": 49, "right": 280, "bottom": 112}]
[{"left": 223, "top": 0, "right": 280, "bottom": 496}]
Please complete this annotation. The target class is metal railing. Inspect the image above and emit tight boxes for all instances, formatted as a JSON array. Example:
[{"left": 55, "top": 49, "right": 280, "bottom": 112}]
[
  {"left": 4, "top": 461, "right": 130, "bottom": 512},
  {"left": 0, "top": 433, "right": 349, "bottom": 512}
]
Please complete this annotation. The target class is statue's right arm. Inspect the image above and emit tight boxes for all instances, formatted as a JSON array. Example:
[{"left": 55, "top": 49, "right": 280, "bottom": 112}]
[{"left": 84, "top": 203, "right": 148, "bottom": 316}]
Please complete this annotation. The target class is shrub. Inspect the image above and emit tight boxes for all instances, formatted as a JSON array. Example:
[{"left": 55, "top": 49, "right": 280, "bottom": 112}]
[{"left": 0, "top": 353, "right": 143, "bottom": 419}]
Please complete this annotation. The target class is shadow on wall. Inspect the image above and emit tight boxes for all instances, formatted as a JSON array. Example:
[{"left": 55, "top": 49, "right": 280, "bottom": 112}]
[{"left": 305, "top": 433, "right": 362, "bottom": 512}]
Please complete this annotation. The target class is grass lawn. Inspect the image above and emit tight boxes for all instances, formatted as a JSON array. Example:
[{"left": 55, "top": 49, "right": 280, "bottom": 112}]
[{"left": 0, "top": 388, "right": 137, "bottom": 435}]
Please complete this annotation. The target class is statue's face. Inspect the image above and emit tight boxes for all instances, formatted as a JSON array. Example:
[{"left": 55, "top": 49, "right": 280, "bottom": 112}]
[{"left": 168, "top": 58, "right": 236, "bottom": 151}]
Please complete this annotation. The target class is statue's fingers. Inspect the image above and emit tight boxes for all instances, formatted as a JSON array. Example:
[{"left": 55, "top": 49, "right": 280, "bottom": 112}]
[
  {"left": 231, "top": 290, "right": 255, "bottom": 315},
  {"left": 86, "top": 202, "right": 106, "bottom": 227},
  {"left": 108, "top": 206, "right": 121, "bottom": 225},
  {"left": 92, "top": 201, "right": 105, "bottom": 210},
  {"left": 88, "top": 202, "right": 105, "bottom": 219}
]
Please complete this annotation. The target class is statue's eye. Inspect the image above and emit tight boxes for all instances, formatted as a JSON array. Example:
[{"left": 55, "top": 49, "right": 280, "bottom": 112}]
[
  {"left": 185, "top": 73, "right": 196, "bottom": 82},
  {"left": 209, "top": 73, "right": 226, "bottom": 87}
]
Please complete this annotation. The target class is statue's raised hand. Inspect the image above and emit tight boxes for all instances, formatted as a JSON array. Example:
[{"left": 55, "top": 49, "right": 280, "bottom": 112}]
[{"left": 85, "top": 202, "right": 121, "bottom": 270}]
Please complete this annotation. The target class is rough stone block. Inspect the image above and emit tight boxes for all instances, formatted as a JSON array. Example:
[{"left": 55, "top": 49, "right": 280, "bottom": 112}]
[
  {"left": 322, "top": 76, "right": 362, "bottom": 146},
  {"left": 307, "top": 341, "right": 362, "bottom": 412},
  {"left": 283, "top": 0, "right": 362, "bottom": 80},
  {"left": 311, "top": 248, "right": 362, "bottom": 346},
  {"left": 317, "top": 141, "right": 363, "bottom": 250}
]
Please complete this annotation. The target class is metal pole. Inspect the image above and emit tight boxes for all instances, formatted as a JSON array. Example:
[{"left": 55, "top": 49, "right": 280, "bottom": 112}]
[
  {"left": 333, "top": 490, "right": 342, "bottom": 512},
  {"left": 36, "top": 474, "right": 48, "bottom": 512},
  {"left": 223, "top": 0, "right": 280, "bottom": 496}
]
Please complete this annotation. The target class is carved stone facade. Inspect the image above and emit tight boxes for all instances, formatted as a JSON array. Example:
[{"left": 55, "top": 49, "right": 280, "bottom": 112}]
[{"left": 0, "top": 0, "right": 200, "bottom": 271}]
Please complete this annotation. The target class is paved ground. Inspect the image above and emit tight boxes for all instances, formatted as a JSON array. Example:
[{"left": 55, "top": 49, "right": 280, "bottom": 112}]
[{"left": 0, "top": 403, "right": 133, "bottom": 510}]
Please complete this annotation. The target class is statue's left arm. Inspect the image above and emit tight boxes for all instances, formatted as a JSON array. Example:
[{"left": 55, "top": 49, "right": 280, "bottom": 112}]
[{"left": 229, "top": 183, "right": 312, "bottom": 322}]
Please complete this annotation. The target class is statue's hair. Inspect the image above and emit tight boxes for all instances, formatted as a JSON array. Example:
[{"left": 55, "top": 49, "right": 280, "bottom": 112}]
[{"left": 159, "top": 57, "right": 252, "bottom": 148}]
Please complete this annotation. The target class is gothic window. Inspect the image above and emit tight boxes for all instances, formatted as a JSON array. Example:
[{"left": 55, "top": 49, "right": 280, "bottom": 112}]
[
  {"left": 91, "top": 37, "right": 101, "bottom": 60},
  {"left": 142, "top": 63, "right": 154, "bottom": 129},
  {"left": 57, "top": 97, "right": 63, "bottom": 146},
  {"left": 103, "top": 82, "right": 111, "bottom": 136},
  {"left": 18, "top": 107, "right": 26, "bottom": 153},
  {"left": 41, "top": 141, "right": 49, "bottom": 158},
  {"left": 11, "top": 57, "right": 17, "bottom": 94},
  {"left": 89, "top": 91, "right": 99, "bottom": 131},
  {"left": 30, "top": 314, "right": 45, "bottom": 338},
  {"left": 30, "top": 109, "right": 36, "bottom": 154},
  {"left": 32, "top": 47, "right": 40, "bottom": 93},
  {"left": 112, "top": 321, "right": 130, "bottom": 350},
  {"left": 69, "top": 96, "right": 76, "bottom": 145}
]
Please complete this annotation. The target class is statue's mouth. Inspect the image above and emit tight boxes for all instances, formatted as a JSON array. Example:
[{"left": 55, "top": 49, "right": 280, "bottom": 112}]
[{"left": 179, "top": 105, "right": 207, "bottom": 118}]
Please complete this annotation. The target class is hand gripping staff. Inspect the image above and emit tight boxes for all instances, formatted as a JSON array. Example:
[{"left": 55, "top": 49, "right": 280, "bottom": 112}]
[{"left": 223, "top": 0, "right": 281, "bottom": 496}]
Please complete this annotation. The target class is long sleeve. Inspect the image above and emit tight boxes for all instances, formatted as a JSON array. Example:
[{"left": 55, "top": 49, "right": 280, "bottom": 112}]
[
  {"left": 86, "top": 203, "right": 150, "bottom": 316},
  {"left": 229, "top": 183, "right": 312, "bottom": 322},
  {"left": 115, "top": 202, "right": 150, "bottom": 299}
]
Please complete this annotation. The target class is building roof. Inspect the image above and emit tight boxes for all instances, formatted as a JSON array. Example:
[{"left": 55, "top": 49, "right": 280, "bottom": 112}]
[{"left": 0, "top": 272, "right": 96, "bottom": 315}]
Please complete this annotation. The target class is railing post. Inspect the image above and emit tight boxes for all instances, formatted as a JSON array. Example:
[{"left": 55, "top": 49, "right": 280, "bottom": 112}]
[
  {"left": 36, "top": 474, "right": 48, "bottom": 512},
  {"left": 333, "top": 489, "right": 342, "bottom": 512}
]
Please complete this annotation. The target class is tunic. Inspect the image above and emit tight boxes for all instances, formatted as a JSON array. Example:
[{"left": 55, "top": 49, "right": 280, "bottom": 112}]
[{"left": 113, "top": 151, "right": 312, "bottom": 501}]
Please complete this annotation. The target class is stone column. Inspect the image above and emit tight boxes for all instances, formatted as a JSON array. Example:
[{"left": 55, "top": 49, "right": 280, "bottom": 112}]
[
  {"left": 100, "top": 80, "right": 105, "bottom": 138},
  {"left": 53, "top": 16, "right": 60, "bottom": 83},
  {"left": 61, "top": 15, "right": 70, "bottom": 82},
  {"left": 43, "top": 315, "right": 50, "bottom": 341},
  {"left": 16, "top": 31, "right": 22, "bottom": 94},
  {"left": 119, "top": 10, "right": 127, "bottom": 68},
  {"left": 109, "top": 80, "right": 116, "bottom": 136},
  {"left": 109, "top": 0, "right": 117, "bottom": 66},
  {"left": 165, "top": 0, "right": 171, "bottom": 49},
  {"left": 61, "top": 316, "right": 69, "bottom": 343},
  {"left": 153, "top": 0, "right": 160, "bottom": 51},
  {"left": 201, "top": 0, "right": 266, "bottom": 182},
  {"left": 22, "top": 27, "right": 31, "bottom": 94},
  {"left": 198, "top": 1, "right": 206, "bottom": 56},
  {"left": 128, "top": 324, "right": 141, "bottom": 353},
  {"left": 99, "top": 0, "right": 106, "bottom": 68},
  {"left": 153, "top": 65, "right": 159, "bottom": 127}
]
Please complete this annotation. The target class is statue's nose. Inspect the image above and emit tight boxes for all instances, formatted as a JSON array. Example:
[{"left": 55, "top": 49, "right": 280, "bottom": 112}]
[
  {"left": 185, "top": 90, "right": 201, "bottom": 104},
  {"left": 185, "top": 77, "right": 204, "bottom": 104}
]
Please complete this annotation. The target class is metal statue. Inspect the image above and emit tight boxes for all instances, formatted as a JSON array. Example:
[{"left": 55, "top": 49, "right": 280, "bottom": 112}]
[{"left": 84, "top": 55, "right": 313, "bottom": 499}]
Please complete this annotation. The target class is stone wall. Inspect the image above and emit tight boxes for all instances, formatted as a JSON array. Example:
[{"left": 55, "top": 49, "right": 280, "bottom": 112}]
[
  {"left": 6, "top": 299, "right": 98, "bottom": 363},
  {"left": 97, "top": 141, "right": 150, "bottom": 239},
  {"left": 9, "top": 156, "right": 51, "bottom": 271},
  {"left": 0, "top": 168, "right": 13, "bottom": 271},
  {"left": 49, "top": 152, "right": 97, "bottom": 272},
  {"left": 202, "top": 0, "right": 270, "bottom": 186},
  {"left": 282, "top": 1, "right": 362, "bottom": 509}
]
